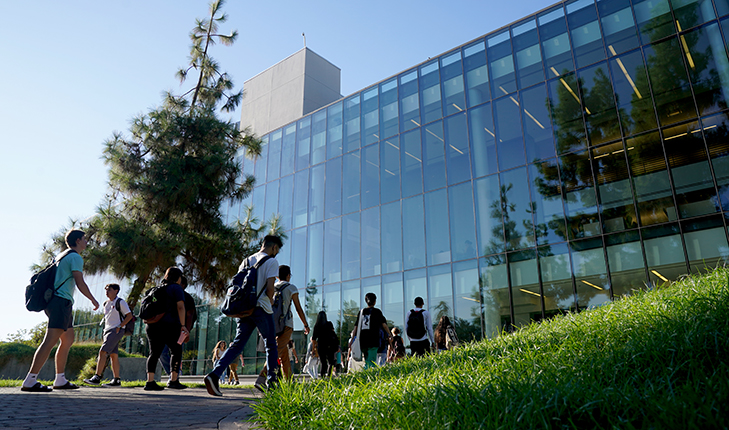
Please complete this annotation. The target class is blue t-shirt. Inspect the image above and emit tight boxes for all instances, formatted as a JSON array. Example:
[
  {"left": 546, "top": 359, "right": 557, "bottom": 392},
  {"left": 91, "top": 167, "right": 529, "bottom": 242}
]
[
  {"left": 53, "top": 251, "right": 83, "bottom": 304},
  {"left": 159, "top": 283, "right": 186, "bottom": 325}
]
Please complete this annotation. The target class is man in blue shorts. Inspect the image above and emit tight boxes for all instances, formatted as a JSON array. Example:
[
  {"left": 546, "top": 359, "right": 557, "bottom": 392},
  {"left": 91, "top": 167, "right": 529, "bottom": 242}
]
[{"left": 21, "top": 230, "right": 100, "bottom": 392}]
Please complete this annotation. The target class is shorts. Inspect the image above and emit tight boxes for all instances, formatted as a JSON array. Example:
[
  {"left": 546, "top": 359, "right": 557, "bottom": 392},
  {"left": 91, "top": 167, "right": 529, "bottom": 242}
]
[
  {"left": 100, "top": 327, "right": 125, "bottom": 354},
  {"left": 45, "top": 296, "right": 73, "bottom": 330}
]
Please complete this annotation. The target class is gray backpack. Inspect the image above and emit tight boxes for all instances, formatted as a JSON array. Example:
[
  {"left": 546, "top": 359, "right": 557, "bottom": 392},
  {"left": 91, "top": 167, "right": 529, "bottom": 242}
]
[{"left": 271, "top": 282, "right": 291, "bottom": 336}]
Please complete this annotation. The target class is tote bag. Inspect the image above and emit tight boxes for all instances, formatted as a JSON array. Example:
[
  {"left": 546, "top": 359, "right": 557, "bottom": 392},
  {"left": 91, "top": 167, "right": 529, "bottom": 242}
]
[{"left": 350, "top": 309, "right": 364, "bottom": 360}]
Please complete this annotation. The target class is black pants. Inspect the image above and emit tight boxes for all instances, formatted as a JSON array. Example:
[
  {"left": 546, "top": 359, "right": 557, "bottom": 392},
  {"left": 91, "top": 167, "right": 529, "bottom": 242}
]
[
  {"left": 146, "top": 322, "right": 182, "bottom": 374},
  {"left": 317, "top": 345, "right": 336, "bottom": 377},
  {"left": 410, "top": 339, "right": 431, "bottom": 357}
]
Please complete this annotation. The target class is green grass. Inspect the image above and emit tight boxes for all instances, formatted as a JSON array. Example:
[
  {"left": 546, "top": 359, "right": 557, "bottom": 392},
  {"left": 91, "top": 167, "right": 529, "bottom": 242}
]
[{"left": 255, "top": 268, "right": 729, "bottom": 429}]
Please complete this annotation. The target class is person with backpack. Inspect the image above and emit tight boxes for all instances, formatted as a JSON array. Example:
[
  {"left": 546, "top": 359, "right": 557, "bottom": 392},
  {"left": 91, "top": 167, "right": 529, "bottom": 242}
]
[
  {"left": 434, "top": 315, "right": 460, "bottom": 352},
  {"left": 405, "top": 297, "right": 433, "bottom": 357},
  {"left": 83, "top": 283, "right": 133, "bottom": 386},
  {"left": 350, "top": 293, "right": 393, "bottom": 369},
  {"left": 142, "top": 266, "right": 189, "bottom": 391},
  {"left": 205, "top": 235, "right": 283, "bottom": 396},
  {"left": 159, "top": 275, "right": 196, "bottom": 379},
  {"left": 312, "top": 312, "right": 337, "bottom": 378},
  {"left": 21, "top": 229, "right": 100, "bottom": 392},
  {"left": 388, "top": 327, "right": 407, "bottom": 363},
  {"left": 253, "top": 264, "right": 309, "bottom": 391}
]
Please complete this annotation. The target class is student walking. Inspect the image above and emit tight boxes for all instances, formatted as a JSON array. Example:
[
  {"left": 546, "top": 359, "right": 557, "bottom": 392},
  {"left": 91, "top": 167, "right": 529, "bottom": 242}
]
[
  {"left": 21, "top": 230, "right": 100, "bottom": 392},
  {"left": 388, "top": 327, "right": 407, "bottom": 363},
  {"left": 312, "top": 313, "right": 338, "bottom": 378},
  {"left": 143, "top": 267, "right": 189, "bottom": 391},
  {"left": 351, "top": 293, "right": 393, "bottom": 369},
  {"left": 434, "top": 315, "right": 460, "bottom": 352},
  {"left": 405, "top": 297, "right": 434, "bottom": 357},
  {"left": 83, "top": 283, "right": 133, "bottom": 386},
  {"left": 211, "top": 341, "right": 229, "bottom": 382},
  {"left": 204, "top": 235, "right": 283, "bottom": 396}
]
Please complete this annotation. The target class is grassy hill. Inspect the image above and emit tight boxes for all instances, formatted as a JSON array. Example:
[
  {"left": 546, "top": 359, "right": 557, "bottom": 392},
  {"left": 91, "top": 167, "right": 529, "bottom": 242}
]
[{"left": 255, "top": 268, "right": 729, "bottom": 429}]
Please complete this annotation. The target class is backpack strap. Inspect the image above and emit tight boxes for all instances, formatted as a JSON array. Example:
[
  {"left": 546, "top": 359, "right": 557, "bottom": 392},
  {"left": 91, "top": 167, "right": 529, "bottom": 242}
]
[
  {"left": 52, "top": 249, "right": 79, "bottom": 295},
  {"left": 252, "top": 255, "right": 274, "bottom": 300}
]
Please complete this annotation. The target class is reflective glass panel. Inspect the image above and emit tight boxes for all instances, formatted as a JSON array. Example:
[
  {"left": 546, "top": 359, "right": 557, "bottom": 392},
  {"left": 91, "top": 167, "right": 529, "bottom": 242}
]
[
  {"left": 509, "top": 249, "right": 542, "bottom": 327},
  {"left": 579, "top": 61, "right": 621, "bottom": 145},
  {"left": 626, "top": 131, "right": 676, "bottom": 225},
  {"left": 512, "top": 19, "right": 545, "bottom": 89},
  {"left": 591, "top": 141, "right": 638, "bottom": 233},
  {"left": 400, "top": 70, "right": 421, "bottom": 132},
  {"left": 529, "top": 159, "right": 568, "bottom": 244},
  {"left": 453, "top": 260, "right": 481, "bottom": 342},
  {"left": 293, "top": 169, "right": 309, "bottom": 228},
  {"left": 463, "top": 40, "right": 491, "bottom": 107},
  {"left": 401, "top": 129, "right": 423, "bottom": 198},
  {"left": 597, "top": 0, "right": 640, "bottom": 56},
  {"left": 683, "top": 23, "right": 729, "bottom": 116},
  {"left": 703, "top": 112, "right": 729, "bottom": 214},
  {"left": 323, "top": 217, "right": 342, "bottom": 284},
  {"left": 643, "top": 37, "right": 697, "bottom": 126},
  {"left": 264, "top": 180, "right": 279, "bottom": 222},
  {"left": 521, "top": 84, "right": 556, "bottom": 162},
  {"left": 475, "top": 174, "right": 505, "bottom": 256},
  {"left": 501, "top": 166, "right": 536, "bottom": 250},
  {"left": 480, "top": 255, "right": 510, "bottom": 337},
  {"left": 672, "top": 0, "right": 716, "bottom": 29},
  {"left": 308, "top": 222, "right": 324, "bottom": 287},
  {"left": 488, "top": 30, "right": 517, "bottom": 96},
  {"left": 278, "top": 174, "right": 294, "bottom": 231},
  {"left": 342, "top": 213, "right": 361, "bottom": 281},
  {"left": 441, "top": 51, "right": 466, "bottom": 116},
  {"left": 341, "top": 280, "right": 361, "bottom": 337},
  {"left": 363, "top": 87, "right": 379, "bottom": 145},
  {"left": 420, "top": 60, "right": 443, "bottom": 124},
  {"left": 429, "top": 264, "right": 455, "bottom": 322},
  {"left": 468, "top": 102, "right": 498, "bottom": 177},
  {"left": 296, "top": 117, "right": 311, "bottom": 171},
  {"left": 325, "top": 156, "right": 342, "bottom": 220},
  {"left": 250, "top": 186, "right": 264, "bottom": 222},
  {"left": 538, "top": 6, "right": 575, "bottom": 77},
  {"left": 382, "top": 273, "right": 405, "bottom": 332},
  {"left": 606, "top": 231, "right": 647, "bottom": 298},
  {"left": 717, "top": 0, "right": 729, "bottom": 17},
  {"left": 423, "top": 121, "right": 447, "bottom": 191},
  {"left": 633, "top": 0, "right": 676, "bottom": 44},
  {"left": 311, "top": 110, "right": 327, "bottom": 165},
  {"left": 548, "top": 72, "right": 588, "bottom": 154},
  {"left": 290, "top": 227, "right": 309, "bottom": 318},
  {"left": 327, "top": 102, "right": 343, "bottom": 159},
  {"left": 449, "top": 181, "right": 478, "bottom": 261},
  {"left": 642, "top": 223, "right": 687, "bottom": 284},
  {"left": 362, "top": 207, "right": 381, "bottom": 278},
  {"left": 362, "top": 144, "right": 380, "bottom": 209},
  {"left": 494, "top": 96, "right": 526, "bottom": 170},
  {"left": 380, "top": 78, "right": 399, "bottom": 139},
  {"left": 425, "top": 189, "right": 452, "bottom": 265},
  {"left": 281, "top": 124, "right": 296, "bottom": 173},
  {"left": 323, "top": 283, "right": 341, "bottom": 336},
  {"left": 309, "top": 164, "right": 325, "bottom": 223},
  {"left": 559, "top": 150, "right": 600, "bottom": 239},
  {"left": 445, "top": 112, "right": 471, "bottom": 185},
  {"left": 381, "top": 136, "right": 401, "bottom": 204},
  {"left": 540, "top": 243, "right": 574, "bottom": 318},
  {"left": 566, "top": 0, "right": 606, "bottom": 68},
  {"left": 381, "top": 201, "right": 403, "bottom": 274},
  {"left": 267, "top": 129, "right": 282, "bottom": 181},
  {"left": 343, "top": 95, "right": 361, "bottom": 153},
  {"left": 343, "top": 150, "right": 361, "bottom": 215},
  {"left": 403, "top": 195, "right": 427, "bottom": 270},
  {"left": 254, "top": 135, "right": 268, "bottom": 185},
  {"left": 608, "top": 49, "right": 657, "bottom": 137},
  {"left": 570, "top": 237, "right": 611, "bottom": 309},
  {"left": 682, "top": 215, "right": 729, "bottom": 273}
]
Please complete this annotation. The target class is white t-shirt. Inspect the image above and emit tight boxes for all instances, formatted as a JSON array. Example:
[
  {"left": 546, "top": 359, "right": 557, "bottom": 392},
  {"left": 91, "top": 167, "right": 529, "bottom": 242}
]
[
  {"left": 103, "top": 297, "right": 132, "bottom": 330},
  {"left": 239, "top": 251, "right": 279, "bottom": 314},
  {"left": 275, "top": 280, "right": 300, "bottom": 328}
]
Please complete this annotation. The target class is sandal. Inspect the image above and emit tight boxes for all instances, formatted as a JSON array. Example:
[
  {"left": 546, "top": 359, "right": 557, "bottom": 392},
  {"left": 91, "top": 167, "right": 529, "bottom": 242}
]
[
  {"left": 52, "top": 381, "right": 79, "bottom": 389},
  {"left": 20, "top": 382, "right": 52, "bottom": 392}
]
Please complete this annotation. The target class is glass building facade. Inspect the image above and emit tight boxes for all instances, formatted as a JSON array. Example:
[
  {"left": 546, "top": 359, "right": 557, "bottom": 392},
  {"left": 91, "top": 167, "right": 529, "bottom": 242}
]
[{"left": 224, "top": 0, "right": 729, "bottom": 345}]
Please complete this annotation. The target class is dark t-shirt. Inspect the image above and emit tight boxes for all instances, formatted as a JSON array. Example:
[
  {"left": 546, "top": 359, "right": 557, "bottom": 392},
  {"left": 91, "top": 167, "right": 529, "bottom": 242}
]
[
  {"left": 354, "top": 307, "right": 387, "bottom": 349},
  {"left": 159, "top": 283, "right": 185, "bottom": 325}
]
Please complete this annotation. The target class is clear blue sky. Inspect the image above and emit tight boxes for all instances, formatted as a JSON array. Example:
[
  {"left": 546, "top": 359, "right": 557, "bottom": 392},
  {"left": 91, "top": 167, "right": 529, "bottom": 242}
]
[{"left": 0, "top": 0, "right": 555, "bottom": 340}]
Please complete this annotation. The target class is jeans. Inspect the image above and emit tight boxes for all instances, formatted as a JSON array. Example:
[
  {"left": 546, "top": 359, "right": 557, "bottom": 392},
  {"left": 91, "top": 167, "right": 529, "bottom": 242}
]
[{"left": 212, "top": 307, "right": 279, "bottom": 385}]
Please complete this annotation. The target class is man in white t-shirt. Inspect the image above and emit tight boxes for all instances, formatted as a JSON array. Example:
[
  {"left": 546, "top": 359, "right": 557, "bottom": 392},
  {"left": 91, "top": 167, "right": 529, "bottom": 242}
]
[
  {"left": 204, "top": 235, "right": 282, "bottom": 397},
  {"left": 84, "top": 283, "right": 133, "bottom": 386}
]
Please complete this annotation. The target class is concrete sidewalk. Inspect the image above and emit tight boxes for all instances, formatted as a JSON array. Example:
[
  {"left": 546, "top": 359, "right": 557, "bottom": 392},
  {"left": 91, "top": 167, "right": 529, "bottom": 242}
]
[{"left": 0, "top": 382, "right": 263, "bottom": 430}]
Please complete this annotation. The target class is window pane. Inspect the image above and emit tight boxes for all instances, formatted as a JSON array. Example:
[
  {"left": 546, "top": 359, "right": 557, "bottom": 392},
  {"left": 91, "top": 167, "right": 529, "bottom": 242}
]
[
  {"left": 509, "top": 249, "right": 542, "bottom": 326},
  {"left": 327, "top": 102, "right": 343, "bottom": 159},
  {"left": 445, "top": 112, "right": 471, "bottom": 185},
  {"left": 420, "top": 60, "right": 443, "bottom": 124},
  {"left": 453, "top": 260, "right": 481, "bottom": 341},
  {"left": 501, "top": 166, "right": 536, "bottom": 249},
  {"left": 308, "top": 222, "right": 324, "bottom": 286},
  {"left": 548, "top": 72, "right": 588, "bottom": 154},
  {"left": 464, "top": 40, "right": 491, "bottom": 106},
  {"left": 580, "top": 61, "right": 621, "bottom": 145},
  {"left": 566, "top": 0, "right": 606, "bottom": 68},
  {"left": 449, "top": 182, "right": 478, "bottom": 261},
  {"left": 423, "top": 121, "right": 447, "bottom": 191},
  {"left": 403, "top": 196, "right": 427, "bottom": 270},
  {"left": 488, "top": 30, "right": 517, "bottom": 96},
  {"left": 643, "top": 37, "right": 697, "bottom": 126},
  {"left": 341, "top": 280, "right": 361, "bottom": 337},
  {"left": 382, "top": 137, "right": 401, "bottom": 204},
  {"left": 344, "top": 95, "right": 361, "bottom": 153},
  {"left": 529, "top": 159, "right": 568, "bottom": 244},
  {"left": 469, "top": 102, "right": 499, "bottom": 177},
  {"left": 513, "top": 19, "right": 545, "bottom": 89},
  {"left": 480, "top": 256, "right": 510, "bottom": 337},
  {"left": 267, "top": 130, "right": 282, "bottom": 181},
  {"left": 663, "top": 121, "right": 719, "bottom": 218},
  {"left": 362, "top": 207, "right": 381, "bottom": 278},
  {"left": 325, "top": 157, "right": 342, "bottom": 220},
  {"left": 309, "top": 164, "right": 325, "bottom": 223},
  {"left": 290, "top": 227, "right": 308, "bottom": 303},
  {"left": 642, "top": 223, "right": 687, "bottom": 284},
  {"left": 381, "top": 201, "right": 403, "bottom": 274},
  {"left": 342, "top": 213, "right": 361, "bottom": 281},
  {"left": 441, "top": 51, "right": 466, "bottom": 115},
  {"left": 606, "top": 231, "right": 647, "bottom": 298},
  {"left": 281, "top": 124, "right": 296, "bottom": 173},
  {"left": 627, "top": 131, "right": 676, "bottom": 225},
  {"left": 475, "top": 174, "right": 505, "bottom": 256},
  {"left": 251, "top": 186, "right": 264, "bottom": 222},
  {"left": 382, "top": 273, "right": 404, "bottom": 332},
  {"left": 343, "top": 151, "right": 361, "bottom": 215},
  {"left": 540, "top": 242, "right": 574, "bottom": 317},
  {"left": 254, "top": 135, "right": 268, "bottom": 185},
  {"left": 608, "top": 49, "right": 657, "bottom": 137},
  {"left": 293, "top": 169, "right": 309, "bottom": 228},
  {"left": 401, "top": 129, "right": 424, "bottom": 198},
  {"left": 683, "top": 216, "right": 729, "bottom": 273},
  {"left": 597, "top": 0, "right": 640, "bottom": 56},
  {"left": 323, "top": 283, "right": 341, "bottom": 336},
  {"left": 264, "top": 180, "right": 279, "bottom": 222},
  {"left": 324, "top": 217, "right": 342, "bottom": 283},
  {"left": 494, "top": 96, "right": 526, "bottom": 170},
  {"left": 672, "top": 0, "right": 716, "bottom": 29},
  {"left": 278, "top": 174, "right": 294, "bottom": 231},
  {"left": 633, "top": 0, "right": 676, "bottom": 44},
  {"left": 296, "top": 117, "right": 311, "bottom": 171},
  {"left": 521, "top": 84, "right": 556, "bottom": 162},
  {"left": 362, "top": 144, "right": 380, "bottom": 209},
  {"left": 312, "top": 110, "right": 327, "bottom": 165},
  {"left": 684, "top": 23, "right": 729, "bottom": 116},
  {"left": 400, "top": 70, "right": 421, "bottom": 132},
  {"left": 380, "top": 78, "right": 399, "bottom": 139},
  {"left": 363, "top": 87, "right": 379, "bottom": 145},
  {"left": 539, "top": 6, "right": 575, "bottom": 77},
  {"left": 560, "top": 150, "right": 600, "bottom": 239},
  {"left": 591, "top": 141, "right": 638, "bottom": 233},
  {"left": 704, "top": 112, "right": 729, "bottom": 214},
  {"left": 570, "top": 237, "right": 611, "bottom": 308},
  {"left": 425, "top": 189, "right": 452, "bottom": 265},
  {"left": 429, "top": 264, "right": 454, "bottom": 322}
]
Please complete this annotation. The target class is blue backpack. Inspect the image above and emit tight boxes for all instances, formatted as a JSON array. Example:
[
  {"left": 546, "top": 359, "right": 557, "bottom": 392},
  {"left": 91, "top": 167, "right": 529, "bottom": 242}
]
[{"left": 221, "top": 255, "right": 272, "bottom": 318}]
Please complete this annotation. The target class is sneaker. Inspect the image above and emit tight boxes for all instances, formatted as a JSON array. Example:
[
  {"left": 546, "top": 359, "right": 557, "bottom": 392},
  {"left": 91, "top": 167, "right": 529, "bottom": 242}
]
[
  {"left": 203, "top": 373, "right": 222, "bottom": 397},
  {"left": 143, "top": 381, "right": 164, "bottom": 391},
  {"left": 166, "top": 380, "right": 187, "bottom": 389},
  {"left": 103, "top": 378, "right": 121, "bottom": 387},
  {"left": 83, "top": 375, "right": 101, "bottom": 385}
]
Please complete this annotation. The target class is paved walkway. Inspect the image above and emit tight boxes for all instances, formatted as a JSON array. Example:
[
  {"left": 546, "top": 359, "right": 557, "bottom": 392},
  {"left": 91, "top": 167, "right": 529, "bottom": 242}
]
[{"left": 0, "top": 382, "right": 263, "bottom": 430}]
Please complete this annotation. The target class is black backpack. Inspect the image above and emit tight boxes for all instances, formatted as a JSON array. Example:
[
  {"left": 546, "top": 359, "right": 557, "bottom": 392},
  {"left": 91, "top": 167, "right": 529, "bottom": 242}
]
[
  {"left": 407, "top": 309, "right": 426, "bottom": 339},
  {"left": 114, "top": 298, "right": 136, "bottom": 336},
  {"left": 221, "top": 255, "right": 272, "bottom": 318},
  {"left": 271, "top": 282, "right": 291, "bottom": 335},
  {"left": 25, "top": 249, "right": 77, "bottom": 312},
  {"left": 139, "top": 284, "right": 170, "bottom": 324}
]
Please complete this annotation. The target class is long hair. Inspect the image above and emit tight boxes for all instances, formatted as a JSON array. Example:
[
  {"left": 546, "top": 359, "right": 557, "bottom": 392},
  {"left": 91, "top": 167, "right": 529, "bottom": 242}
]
[
  {"left": 313, "top": 311, "right": 328, "bottom": 341},
  {"left": 214, "top": 340, "right": 226, "bottom": 352},
  {"left": 434, "top": 315, "right": 452, "bottom": 346}
]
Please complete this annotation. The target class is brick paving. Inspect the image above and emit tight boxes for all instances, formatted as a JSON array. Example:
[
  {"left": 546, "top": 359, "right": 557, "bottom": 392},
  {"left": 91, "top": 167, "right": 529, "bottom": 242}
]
[{"left": 0, "top": 383, "right": 262, "bottom": 430}]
